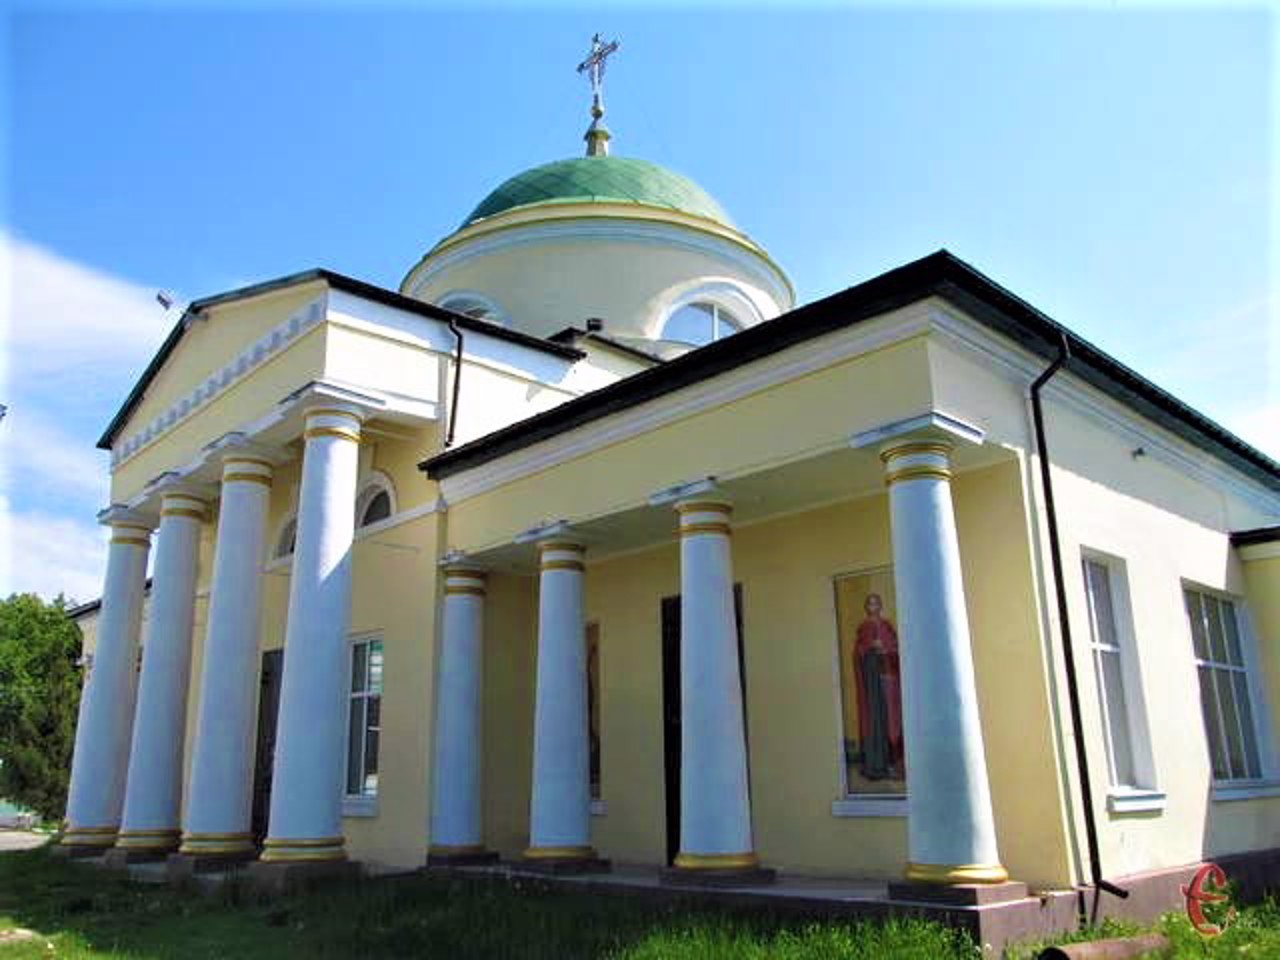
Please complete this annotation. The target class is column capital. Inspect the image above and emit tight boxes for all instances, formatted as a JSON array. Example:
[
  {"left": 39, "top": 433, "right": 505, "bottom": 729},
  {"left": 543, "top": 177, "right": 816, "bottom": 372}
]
[
  {"left": 97, "top": 504, "right": 156, "bottom": 533},
  {"left": 850, "top": 411, "right": 984, "bottom": 453},
  {"left": 202, "top": 432, "right": 286, "bottom": 467},
  {"left": 144, "top": 472, "right": 215, "bottom": 507},
  {"left": 649, "top": 476, "right": 720, "bottom": 507}
]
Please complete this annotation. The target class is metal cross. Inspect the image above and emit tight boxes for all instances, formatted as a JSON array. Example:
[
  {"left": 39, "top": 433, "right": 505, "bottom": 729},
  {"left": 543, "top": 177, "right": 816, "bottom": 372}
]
[{"left": 577, "top": 33, "right": 620, "bottom": 111}]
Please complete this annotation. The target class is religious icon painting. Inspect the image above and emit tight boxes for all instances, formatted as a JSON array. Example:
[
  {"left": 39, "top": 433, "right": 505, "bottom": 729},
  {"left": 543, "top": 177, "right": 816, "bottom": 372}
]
[{"left": 834, "top": 568, "right": 906, "bottom": 795}]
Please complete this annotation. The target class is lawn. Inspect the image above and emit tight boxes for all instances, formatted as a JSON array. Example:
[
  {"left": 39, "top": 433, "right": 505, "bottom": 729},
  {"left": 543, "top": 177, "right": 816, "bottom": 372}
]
[{"left": 0, "top": 843, "right": 1277, "bottom": 959}]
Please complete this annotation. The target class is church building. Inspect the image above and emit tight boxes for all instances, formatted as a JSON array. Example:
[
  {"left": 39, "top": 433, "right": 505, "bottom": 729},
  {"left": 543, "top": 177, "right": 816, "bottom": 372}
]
[{"left": 61, "top": 38, "right": 1280, "bottom": 942}]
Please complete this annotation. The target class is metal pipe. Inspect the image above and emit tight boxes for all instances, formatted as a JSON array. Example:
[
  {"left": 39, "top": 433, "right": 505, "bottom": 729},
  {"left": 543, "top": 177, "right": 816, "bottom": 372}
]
[
  {"left": 444, "top": 317, "right": 464, "bottom": 449},
  {"left": 1030, "top": 331, "right": 1128, "bottom": 910}
]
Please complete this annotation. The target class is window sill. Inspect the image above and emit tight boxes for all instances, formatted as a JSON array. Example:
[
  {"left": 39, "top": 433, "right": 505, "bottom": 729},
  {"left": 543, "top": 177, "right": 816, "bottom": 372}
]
[
  {"left": 831, "top": 795, "right": 907, "bottom": 818},
  {"left": 342, "top": 795, "right": 379, "bottom": 818},
  {"left": 1106, "top": 788, "right": 1166, "bottom": 815},
  {"left": 590, "top": 799, "right": 607, "bottom": 817},
  {"left": 1211, "top": 779, "right": 1280, "bottom": 802}
]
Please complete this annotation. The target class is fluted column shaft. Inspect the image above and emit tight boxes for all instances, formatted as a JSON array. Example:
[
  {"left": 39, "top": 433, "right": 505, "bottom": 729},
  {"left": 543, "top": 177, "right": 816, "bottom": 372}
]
[
  {"left": 261, "top": 406, "right": 363, "bottom": 864},
  {"left": 525, "top": 541, "right": 595, "bottom": 860},
  {"left": 672, "top": 498, "right": 758, "bottom": 872},
  {"left": 180, "top": 455, "right": 272, "bottom": 858},
  {"left": 882, "top": 438, "right": 1006, "bottom": 884},
  {"left": 116, "top": 491, "right": 206, "bottom": 854},
  {"left": 62, "top": 514, "right": 153, "bottom": 850},
  {"left": 427, "top": 565, "right": 489, "bottom": 859}
]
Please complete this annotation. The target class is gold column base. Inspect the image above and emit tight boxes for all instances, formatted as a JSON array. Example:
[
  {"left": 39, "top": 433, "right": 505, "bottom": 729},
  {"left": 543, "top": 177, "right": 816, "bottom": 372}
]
[
  {"left": 60, "top": 825, "right": 118, "bottom": 848},
  {"left": 905, "top": 861, "right": 1010, "bottom": 885},
  {"left": 259, "top": 836, "right": 347, "bottom": 863},
  {"left": 115, "top": 828, "right": 181, "bottom": 852},
  {"left": 178, "top": 831, "right": 256, "bottom": 856},
  {"left": 673, "top": 851, "right": 760, "bottom": 871},
  {"left": 522, "top": 844, "right": 597, "bottom": 861}
]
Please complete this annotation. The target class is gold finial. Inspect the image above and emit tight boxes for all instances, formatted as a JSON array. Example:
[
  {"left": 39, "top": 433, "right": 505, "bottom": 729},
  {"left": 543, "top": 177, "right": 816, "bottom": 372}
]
[{"left": 577, "top": 33, "right": 619, "bottom": 157}]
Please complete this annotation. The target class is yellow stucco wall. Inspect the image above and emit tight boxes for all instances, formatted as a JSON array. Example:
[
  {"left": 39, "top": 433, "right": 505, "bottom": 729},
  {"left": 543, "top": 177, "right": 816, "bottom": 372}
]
[
  {"left": 477, "top": 461, "right": 1074, "bottom": 887},
  {"left": 445, "top": 329, "right": 934, "bottom": 552}
]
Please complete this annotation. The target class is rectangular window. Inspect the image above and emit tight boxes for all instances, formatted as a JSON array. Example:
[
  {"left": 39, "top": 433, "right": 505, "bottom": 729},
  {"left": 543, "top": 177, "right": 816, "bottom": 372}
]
[
  {"left": 1082, "top": 557, "right": 1139, "bottom": 788},
  {"left": 346, "top": 637, "right": 383, "bottom": 797},
  {"left": 1185, "top": 588, "right": 1262, "bottom": 782}
]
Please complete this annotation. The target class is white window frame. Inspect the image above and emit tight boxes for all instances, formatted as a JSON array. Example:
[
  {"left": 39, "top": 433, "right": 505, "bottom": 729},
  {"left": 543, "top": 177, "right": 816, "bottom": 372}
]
[
  {"left": 265, "top": 512, "right": 298, "bottom": 571},
  {"left": 1183, "top": 582, "right": 1278, "bottom": 798},
  {"left": 342, "top": 632, "right": 383, "bottom": 818},
  {"left": 354, "top": 471, "right": 397, "bottom": 530},
  {"left": 437, "top": 289, "right": 509, "bottom": 327},
  {"left": 1080, "top": 550, "right": 1163, "bottom": 814},
  {"left": 655, "top": 282, "right": 762, "bottom": 347}
]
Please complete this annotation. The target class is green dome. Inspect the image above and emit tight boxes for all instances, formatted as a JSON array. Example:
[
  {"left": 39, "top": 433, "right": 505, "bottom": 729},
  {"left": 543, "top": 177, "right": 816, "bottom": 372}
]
[{"left": 462, "top": 156, "right": 735, "bottom": 229}]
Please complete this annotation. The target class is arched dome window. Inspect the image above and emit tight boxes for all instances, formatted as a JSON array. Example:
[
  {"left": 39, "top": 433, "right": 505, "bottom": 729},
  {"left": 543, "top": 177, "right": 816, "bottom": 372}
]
[
  {"left": 355, "top": 473, "right": 396, "bottom": 528},
  {"left": 438, "top": 291, "right": 508, "bottom": 326},
  {"left": 661, "top": 301, "right": 742, "bottom": 347},
  {"left": 275, "top": 515, "right": 298, "bottom": 560}
]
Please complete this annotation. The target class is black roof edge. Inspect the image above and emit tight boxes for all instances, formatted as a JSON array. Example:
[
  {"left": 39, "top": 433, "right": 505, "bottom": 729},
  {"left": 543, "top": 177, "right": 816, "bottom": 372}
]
[
  {"left": 422, "top": 249, "right": 1280, "bottom": 494},
  {"left": 549, "top": 326, "right": 666, "bottom": 365},
  {"left": 1232, "top": 526, "right": 1280, "bottom": 547},
  {"left": 97, "top": 268, "right": 584, "bottom": 450}
]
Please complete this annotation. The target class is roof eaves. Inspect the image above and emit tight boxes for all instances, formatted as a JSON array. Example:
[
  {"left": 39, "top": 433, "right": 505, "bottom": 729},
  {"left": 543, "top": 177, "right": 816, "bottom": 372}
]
[
  {"left": 97, "top": 269, "right": 584, "bottom": 450},
  {"left": 421, "top": 250, "right": 1280, "bottom": 495},
  {"left": 1231, "top": 526, "right": 1280, "bottom": 547}
]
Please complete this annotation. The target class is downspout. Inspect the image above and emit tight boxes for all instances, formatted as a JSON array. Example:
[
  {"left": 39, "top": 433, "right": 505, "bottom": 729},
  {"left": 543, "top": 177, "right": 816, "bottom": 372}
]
[
  {"left": 444, "top": 317, "right": 464, "bottom": 449},
  {"left": 1030, "top": 331, "right": 1129, "bottom": 908}
]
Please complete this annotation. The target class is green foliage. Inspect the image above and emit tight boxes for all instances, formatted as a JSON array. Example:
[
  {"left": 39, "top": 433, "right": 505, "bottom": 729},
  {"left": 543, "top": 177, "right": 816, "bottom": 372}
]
[
  {"left": 0, "top": 593, "right": 83, "bottom": 821},
  {"left": 0, "top": 848, "right": 980, "bottom": 959}
]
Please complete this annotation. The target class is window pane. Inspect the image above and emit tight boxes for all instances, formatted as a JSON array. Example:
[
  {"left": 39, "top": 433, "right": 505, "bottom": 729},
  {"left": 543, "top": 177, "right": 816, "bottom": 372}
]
[
  {"left": 662, "top": 303, "right": 715, "bottom": 346},
  {"left": 711, "top": 305, "right": 742, "bottom": 340},
  {"left": 363, "top": 724, "right": 380, "bottom": 796},
  {"left": 1185, "top": 591, "right": 1209, "bottom": 660},
  {"left": 1222, "top": 602, "right": 1244, "bottom": 667},
  {"left": 1084, "top": 560, "right": 1118, "bottom": 649},
  {"left": 346, "top": 698, "right": 365, "bottom": 794},
  {"left": 351, "top": 643, "right": 368, "bottom": 694},
  {"left": 1099, "top": 650, "right": 1136, "bottom": 786},
  {"left": 1205, "top": 598, "right": 1228, "bottom": 664},
  {"left": 1214, "top": 667, "right": 1246, "bottom": 779},
  {"left": 368, "top": 642, "right": 383, "bottom": 695},
  {"left": 1232, "top": 672, "right": 1262, "bottom": 779},
  {"left": 361, "top": 490, "right": 391, "bottom": 526},
  {"left": 1197, "top": 666, "right": 1229, "bottom": 779}
]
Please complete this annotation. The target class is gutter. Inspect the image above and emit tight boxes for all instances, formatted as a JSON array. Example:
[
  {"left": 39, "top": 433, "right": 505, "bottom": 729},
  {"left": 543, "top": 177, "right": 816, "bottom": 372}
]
[
  {"left": 444, "top": 317, "right": 464, "bottom": 449},
  {"left": 1030, "top": 332, "right": 1129, "bottom": 910}
]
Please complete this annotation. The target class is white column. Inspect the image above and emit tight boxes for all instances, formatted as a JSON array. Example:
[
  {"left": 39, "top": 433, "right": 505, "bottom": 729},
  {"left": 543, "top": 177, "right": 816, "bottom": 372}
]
[
  {"left": 672, "top": 498, "right": 758, "bottom": 872},
  {"left": 62, "top": 511, "right": 153, "bottom": 850},
  {"left": 260, "top": 405, "right": 363, "bottom": 864},
  {"left": 179, "top": 454, "right": 272, "bottom": 859},
  {"left": 882, "top": 437, "right": 1006, "bottom": 884},
  {"left": 427, "top": 563, "right": 490, "bottom": 861},
  {"left": 116, "top": 491, "right": 207, "bottom": 855},
  {"left": 524, "top": 540, "right": 595, "bottom": 861}
]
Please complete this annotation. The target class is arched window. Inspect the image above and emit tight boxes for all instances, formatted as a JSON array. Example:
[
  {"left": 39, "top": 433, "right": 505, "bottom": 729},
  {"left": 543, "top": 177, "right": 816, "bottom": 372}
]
[
  {"left": 275, "top": 515, "right": 298, "bottom": 559},
  {"left": 438, "top": 291, "right": 507, "bottom": 326},
  {"left": 355, "top": 473, "right": 396, "bottom": 528},
  {"left": 660, "top": 301, "right": 743, "bottom": 348}
]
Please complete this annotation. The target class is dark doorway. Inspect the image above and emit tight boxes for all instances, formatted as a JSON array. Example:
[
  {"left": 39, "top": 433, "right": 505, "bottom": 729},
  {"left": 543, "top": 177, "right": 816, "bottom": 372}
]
[
  {"left": 660, "top": 585, "right": 746, "bottom": 866},
  {"left": 250, "top": 649, "right": 284, "bottom": 845}
]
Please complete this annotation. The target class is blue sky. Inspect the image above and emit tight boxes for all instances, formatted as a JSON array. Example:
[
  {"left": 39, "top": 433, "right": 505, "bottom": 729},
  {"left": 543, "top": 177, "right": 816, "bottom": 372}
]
[{"left": 1, "top": 3, "right": 1276, "bottom": 600}]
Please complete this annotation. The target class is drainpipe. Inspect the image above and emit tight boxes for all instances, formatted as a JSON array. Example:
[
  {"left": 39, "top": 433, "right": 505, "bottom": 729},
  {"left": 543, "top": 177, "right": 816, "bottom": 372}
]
[
  {"left": 1030, "top": 331, "right": 1129, "bottom": 908},
  {"left": 444, "top": 317, "right": 464, "bottom": 449}
]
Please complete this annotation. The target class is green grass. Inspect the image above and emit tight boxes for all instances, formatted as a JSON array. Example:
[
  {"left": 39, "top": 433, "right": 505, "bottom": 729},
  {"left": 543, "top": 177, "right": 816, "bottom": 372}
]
[
  {"left": 0, "top": 846, "right": 977, "bottom": 959},
  {"left": 4, "top": 845, "right": 1279, "bottom": 959}
]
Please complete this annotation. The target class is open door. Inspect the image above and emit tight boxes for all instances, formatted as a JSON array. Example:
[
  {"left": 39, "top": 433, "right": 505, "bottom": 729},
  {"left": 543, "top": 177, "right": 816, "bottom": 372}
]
[
  {"left": 250, "top": 648, "right": 283, "bottom": 845},
  {"left": 660, "top": 585, "right": 746, "bottom": 866}
]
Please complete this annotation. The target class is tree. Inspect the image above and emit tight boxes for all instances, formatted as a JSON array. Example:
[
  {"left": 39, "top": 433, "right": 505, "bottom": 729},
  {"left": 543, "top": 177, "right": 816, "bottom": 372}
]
[{"left": 0, "top": 594, "right": 83, "bottom": 821}]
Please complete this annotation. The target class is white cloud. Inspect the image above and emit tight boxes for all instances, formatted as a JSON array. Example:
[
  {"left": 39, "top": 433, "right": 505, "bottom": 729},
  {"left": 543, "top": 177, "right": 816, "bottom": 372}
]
[
  {"left": 0, "top": 231, "right": 163, "bottom": 601},
  {"left": 0, "top": 495, "right": 107, "bottom": 606}
]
